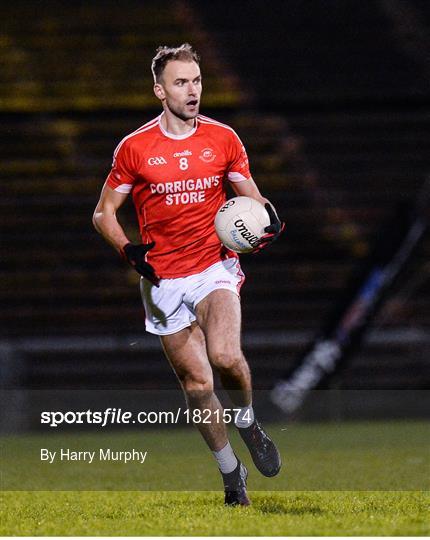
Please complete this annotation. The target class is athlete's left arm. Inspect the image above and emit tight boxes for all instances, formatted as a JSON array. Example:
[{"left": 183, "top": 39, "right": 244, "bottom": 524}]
[
  {"left": 230, "top": 176, "right": 269, "bottom": 206},
  {"left": 231, "top": 177, "right": 285, "bottom": 251}
]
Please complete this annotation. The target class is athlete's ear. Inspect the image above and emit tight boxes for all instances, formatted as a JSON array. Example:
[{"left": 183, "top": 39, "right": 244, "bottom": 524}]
[{"left": 153, "top": 83, "right": 165, "bottom": 101}]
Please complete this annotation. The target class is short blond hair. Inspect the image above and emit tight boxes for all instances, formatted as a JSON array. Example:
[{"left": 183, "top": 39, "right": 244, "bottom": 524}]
[{"left": 151, "top": 43, "right": 200, "bottom": 82}]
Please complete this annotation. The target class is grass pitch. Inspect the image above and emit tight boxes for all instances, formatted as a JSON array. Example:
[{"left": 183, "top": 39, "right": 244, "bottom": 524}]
[
  {"left": 1, "top": 490, "right": 428, "bottom": 536},
  {"left": 1, "top": 420, "right": 428, "bottom": 536}
]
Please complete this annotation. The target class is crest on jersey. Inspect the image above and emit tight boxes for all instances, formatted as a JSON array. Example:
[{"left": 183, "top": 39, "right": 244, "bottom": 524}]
[{"left": 199, "top": 147, "right": 216, "bottom": 163}]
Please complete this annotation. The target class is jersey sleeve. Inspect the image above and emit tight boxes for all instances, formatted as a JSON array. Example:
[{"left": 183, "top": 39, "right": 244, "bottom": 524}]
[
  {"left": 106, "top": 140, "right": 138, "bottom": 194},
  {"left": 226, "top": 130, "right": 251, "bottom": 183}
]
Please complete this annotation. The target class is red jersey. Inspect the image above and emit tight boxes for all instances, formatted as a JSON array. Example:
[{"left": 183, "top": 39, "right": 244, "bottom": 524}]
[{"left": 106, "top": 113, "right": 252, "bottom": 278}]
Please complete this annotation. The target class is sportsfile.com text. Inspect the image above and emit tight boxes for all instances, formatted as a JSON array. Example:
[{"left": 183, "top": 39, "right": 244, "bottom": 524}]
[{"left": 40, "top": 408, "right": 251, "bottom": 428}]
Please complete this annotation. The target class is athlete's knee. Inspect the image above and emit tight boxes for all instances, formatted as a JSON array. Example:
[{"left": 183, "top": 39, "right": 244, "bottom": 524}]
[
  {"left": 182, "top": 374, "right": 214, "bottom": 402},
  {"left": 211, "top": 349, "right": 245, "bottom": 372}
]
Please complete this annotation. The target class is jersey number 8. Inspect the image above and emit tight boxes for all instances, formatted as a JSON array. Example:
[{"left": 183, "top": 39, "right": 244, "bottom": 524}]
[{"left": 179, "top": 157, "right": 189, "bottom": 170}]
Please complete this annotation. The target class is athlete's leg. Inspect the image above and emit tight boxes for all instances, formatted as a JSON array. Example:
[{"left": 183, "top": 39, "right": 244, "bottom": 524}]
[
  {"left": 195, "top": 289, "right": 252, "bottom": 406},
  {"left": 160, "top": 322, "right": 228, "bottom": 451},
  {"left": 161, "top": 321, "right": 250, "bottom": 505},
  {"left": 195, "top": 289, "right": 281, "bottom": 478}
]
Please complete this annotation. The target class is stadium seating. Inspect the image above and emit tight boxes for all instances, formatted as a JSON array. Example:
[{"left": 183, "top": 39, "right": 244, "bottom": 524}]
[{"left": 0, "top": 0, "right": 241, "bottom": 111}]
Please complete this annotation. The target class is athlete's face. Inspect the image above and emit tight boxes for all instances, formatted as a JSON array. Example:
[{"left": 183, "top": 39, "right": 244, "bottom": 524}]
[{"left": 154, "top": 60, "right": 202, "bottom": 121}]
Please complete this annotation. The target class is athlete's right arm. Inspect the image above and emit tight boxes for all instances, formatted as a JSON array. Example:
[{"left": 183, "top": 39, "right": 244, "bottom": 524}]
[
  {"left": 93, "top": 182, "right": 160, "bottom": 286},
  {"left": 92, "top": 181, "right": 130, "bottom": 254}
]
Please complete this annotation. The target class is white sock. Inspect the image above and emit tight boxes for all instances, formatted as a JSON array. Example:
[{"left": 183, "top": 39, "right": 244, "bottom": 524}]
[
  {"left": 234, "top": 404, "right": 255, "bottom": 429},
  {"left": 213, "top": 442, "right": 238, "bottom": 474}
]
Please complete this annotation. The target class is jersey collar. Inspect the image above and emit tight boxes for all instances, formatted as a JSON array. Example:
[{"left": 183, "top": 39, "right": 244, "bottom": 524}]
[{"left": 158, "top": 112, "right": 198, "bottom": 140}]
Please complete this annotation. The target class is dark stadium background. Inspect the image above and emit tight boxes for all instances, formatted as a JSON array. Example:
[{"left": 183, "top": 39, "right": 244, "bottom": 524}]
[{"left": 1, "top": 0, "right": 429, "bottom": 432}]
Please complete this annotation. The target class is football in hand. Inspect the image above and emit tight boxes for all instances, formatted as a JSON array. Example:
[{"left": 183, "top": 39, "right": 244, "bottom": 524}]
[{"left": 214, "top": 196, "right": 270, "bottom": 253}]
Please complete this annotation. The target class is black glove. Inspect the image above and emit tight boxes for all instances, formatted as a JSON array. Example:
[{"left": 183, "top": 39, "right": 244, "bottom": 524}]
[
  {"left": 253, "top": 203, "right": 285, "bottom": 253},
  {"left": 121, "top": 242, "right": 160, "bottom": 287}
]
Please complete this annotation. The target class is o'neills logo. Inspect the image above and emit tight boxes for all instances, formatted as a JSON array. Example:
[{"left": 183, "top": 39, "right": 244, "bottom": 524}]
[
  {"left": 234, "top": 219, "right": 260, "bottom": 247},
  {"left": 173, "top": 150, "right": 192, "bottom": 157}
]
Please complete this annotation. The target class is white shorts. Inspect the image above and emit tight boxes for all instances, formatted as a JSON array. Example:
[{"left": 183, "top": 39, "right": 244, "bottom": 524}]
[{"left": 140, "top": 258, "right": 245, "bottom": 336}]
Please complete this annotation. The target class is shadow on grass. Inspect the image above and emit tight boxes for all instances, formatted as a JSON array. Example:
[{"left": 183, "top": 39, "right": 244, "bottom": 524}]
[{"left": 255, "top": 500, "right": 324, "bottom": 516}]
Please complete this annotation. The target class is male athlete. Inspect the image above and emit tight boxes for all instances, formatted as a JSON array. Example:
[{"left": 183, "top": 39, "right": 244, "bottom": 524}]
[{"left": 93, "top": 44, "right": 284, "bottom": 506}]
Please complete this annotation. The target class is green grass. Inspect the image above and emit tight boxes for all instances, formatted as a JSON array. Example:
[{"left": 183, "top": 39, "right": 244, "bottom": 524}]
[
  {"left": 1, "top": 490, "right": 428, "bottom": 536},
  {"left": 1, "top": 421, "right": 429, "bottom": 535}
]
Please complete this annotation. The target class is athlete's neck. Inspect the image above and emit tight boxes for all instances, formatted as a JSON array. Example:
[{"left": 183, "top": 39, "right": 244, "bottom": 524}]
[{"left": 160, "top": 110, "right": 196, "bottom": 136}]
